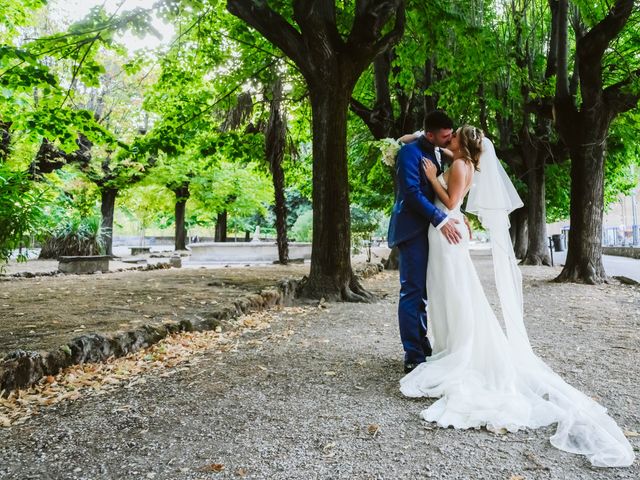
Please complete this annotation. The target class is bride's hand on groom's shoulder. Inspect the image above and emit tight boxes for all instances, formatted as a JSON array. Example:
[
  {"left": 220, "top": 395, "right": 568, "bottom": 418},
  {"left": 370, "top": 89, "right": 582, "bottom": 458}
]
[{"left": 422, "top": 158, "right": 437, "bottom": 181}]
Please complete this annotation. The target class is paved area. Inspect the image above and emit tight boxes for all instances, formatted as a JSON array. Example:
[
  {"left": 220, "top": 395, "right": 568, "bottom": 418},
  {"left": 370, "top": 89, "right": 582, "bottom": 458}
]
[{"left": 549, "top": 251, "right": 640, "bottom": 282}]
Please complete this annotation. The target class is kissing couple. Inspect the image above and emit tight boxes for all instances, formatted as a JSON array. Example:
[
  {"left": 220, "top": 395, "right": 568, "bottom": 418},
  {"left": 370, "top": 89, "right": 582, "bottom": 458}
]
[{"left": 387, "top": 110, "right": 634, "bottom": 467}]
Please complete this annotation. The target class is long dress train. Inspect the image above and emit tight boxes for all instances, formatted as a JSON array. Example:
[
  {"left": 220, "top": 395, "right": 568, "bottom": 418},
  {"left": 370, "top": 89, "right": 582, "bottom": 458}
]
[{"left": 400, "top": 174, "right": 634, "bottom": 468}]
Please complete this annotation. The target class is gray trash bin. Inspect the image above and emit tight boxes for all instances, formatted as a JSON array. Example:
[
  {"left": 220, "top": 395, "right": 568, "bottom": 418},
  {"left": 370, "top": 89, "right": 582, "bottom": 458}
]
[{"left": 552, "top": 234, "right": 564, "bottom": 252}]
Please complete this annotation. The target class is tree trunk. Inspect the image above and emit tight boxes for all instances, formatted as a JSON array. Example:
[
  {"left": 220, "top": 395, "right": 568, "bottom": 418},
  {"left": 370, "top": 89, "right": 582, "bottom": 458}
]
[
  {"left": 302, "top": 89, "right": 371, "bottom": 301},
  {"left": 0, "top": 121, "right": 11, "bottom": 161},
  {"left": 215, "top": 211, "right": 227, "bottom": 242},
  {"left": 271, "top": 161, "right": 288, "bottom": 264},
  {"left": 511, "top": 209, "right": 528, "bottom": 259},
  {"left": 521, "top": 144, "right": 551, "bottom": 265},
  {"left": 100, "top": 187, "right": 118, "bottom": 257},
  {"left": 173, "top": 183, "right": 190, "bottom": 251},
  {"left": 556, "top": 132, "right": 608, "bottom": 283},
  {"left": 266, "top": 75, "right": 289, "bottom": 265}
]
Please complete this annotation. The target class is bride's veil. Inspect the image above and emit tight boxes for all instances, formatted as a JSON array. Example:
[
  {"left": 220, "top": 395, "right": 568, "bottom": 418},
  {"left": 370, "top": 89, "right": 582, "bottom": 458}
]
[
  {"left": 466, "top": 137, "right": 530, "bottom": 352},
  {"left": 466, "top": 136, "right": 634, "bottom": 468}
]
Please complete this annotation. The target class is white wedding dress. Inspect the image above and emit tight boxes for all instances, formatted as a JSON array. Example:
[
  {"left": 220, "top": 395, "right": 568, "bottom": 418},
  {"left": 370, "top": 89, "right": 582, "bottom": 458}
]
[{"left": 400, "top": 141, "right": 634, "bottom": 468}]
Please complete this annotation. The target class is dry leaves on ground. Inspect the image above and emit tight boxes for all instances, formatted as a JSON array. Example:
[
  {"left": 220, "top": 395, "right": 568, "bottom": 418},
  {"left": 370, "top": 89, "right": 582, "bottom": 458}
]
[{"left": 0, "top": 307, "right": 312, "bottom": 428}]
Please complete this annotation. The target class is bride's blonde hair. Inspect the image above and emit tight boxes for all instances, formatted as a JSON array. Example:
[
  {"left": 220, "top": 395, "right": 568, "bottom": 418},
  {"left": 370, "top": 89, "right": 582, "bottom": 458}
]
[{"left": 457, "top": 125, "right": 483, "bottom": 171}]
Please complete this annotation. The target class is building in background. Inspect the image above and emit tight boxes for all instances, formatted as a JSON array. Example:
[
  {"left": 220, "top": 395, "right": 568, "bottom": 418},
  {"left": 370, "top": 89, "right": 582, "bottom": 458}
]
[{"left": 547, "top": 181, "right": 639, "bottom": 248}]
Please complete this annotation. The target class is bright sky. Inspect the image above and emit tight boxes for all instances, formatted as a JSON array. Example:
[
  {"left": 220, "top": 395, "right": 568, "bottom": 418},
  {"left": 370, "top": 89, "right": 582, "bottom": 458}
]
[{"left": 48, "top": 0, "right": 175, "bottom": 52}]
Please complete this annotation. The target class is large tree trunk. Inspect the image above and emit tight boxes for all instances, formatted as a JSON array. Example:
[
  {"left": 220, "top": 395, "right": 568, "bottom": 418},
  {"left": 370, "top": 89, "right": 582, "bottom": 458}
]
[
  {"left": 266, "top": 75, "right": 289, "bottom": 265},
  {"left": 100, "top": 187, "right": 118, "bottom": 257},
  {"left": 173, "top": 183, "right": 190, "bottom": 251},
  {"left": 215, "top": 211, "right": 227, "bottom": 242},
  {"left": 303, "top": 89, "right": 370, "bottom": 301},
  {"left": 556, "top": 131, "right": 608, "bottom": 283},
  {"left": 521, "top": 138, "right": 551, "bottom": 266}
]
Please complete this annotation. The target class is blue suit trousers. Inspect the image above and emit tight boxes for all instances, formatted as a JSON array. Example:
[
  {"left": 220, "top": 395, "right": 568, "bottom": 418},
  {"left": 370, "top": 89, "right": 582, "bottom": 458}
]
[{"left": 397, "top": 231, "right": 430, "bottom": 364}]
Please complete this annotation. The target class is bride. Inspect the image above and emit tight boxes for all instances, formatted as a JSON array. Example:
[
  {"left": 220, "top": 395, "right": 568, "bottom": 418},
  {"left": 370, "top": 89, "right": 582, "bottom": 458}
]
[{"left": 399, "top": 125, "right": 635, "bottom": 467}]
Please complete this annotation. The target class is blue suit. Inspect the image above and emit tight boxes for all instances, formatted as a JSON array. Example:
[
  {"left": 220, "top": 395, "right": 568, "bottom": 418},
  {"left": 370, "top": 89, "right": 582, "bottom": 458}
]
[{"left": 387, "top": 136, "right": 446, "bottom": 364}]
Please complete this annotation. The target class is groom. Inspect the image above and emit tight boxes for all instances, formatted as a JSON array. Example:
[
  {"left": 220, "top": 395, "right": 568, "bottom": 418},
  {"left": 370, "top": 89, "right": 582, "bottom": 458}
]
[{"left": 388, "top": 110, "right": 462, "bottom": 373}]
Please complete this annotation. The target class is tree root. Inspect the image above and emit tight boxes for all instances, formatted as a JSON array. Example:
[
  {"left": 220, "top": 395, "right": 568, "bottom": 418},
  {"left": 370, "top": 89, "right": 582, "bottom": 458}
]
[
  {"left": 554, "top": 263, "right": 608, "bottom": 284},
  {"left": 297, "top": 272, "right": 377, "bottom": 303},
  {"left": 520, "top": 254, "right": 552, "bottom": 267}
]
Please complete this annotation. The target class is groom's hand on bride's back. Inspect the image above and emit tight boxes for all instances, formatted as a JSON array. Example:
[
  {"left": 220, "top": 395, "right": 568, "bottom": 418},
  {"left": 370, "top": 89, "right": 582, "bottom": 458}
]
[{"left": 441, "top": 219, "right": 462, "bottom": 244}]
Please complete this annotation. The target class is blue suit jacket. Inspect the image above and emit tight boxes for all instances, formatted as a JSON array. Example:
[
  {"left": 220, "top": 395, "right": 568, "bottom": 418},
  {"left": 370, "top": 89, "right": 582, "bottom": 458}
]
[{"left": 387, "top": 136, "right": 447, "bottom": 248}]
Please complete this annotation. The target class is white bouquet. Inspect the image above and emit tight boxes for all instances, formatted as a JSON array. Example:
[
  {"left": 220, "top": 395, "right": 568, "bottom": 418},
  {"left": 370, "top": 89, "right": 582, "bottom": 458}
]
[{"left": 377, "top": 137, "right": 401, "bottom": 167}]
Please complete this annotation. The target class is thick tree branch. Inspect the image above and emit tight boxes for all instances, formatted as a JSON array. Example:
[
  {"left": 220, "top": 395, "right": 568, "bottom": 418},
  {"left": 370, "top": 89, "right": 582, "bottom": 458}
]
[
  {"left": 348, "top": 0, "right": 404, "bottom": 56},
  {"left": 555, "top": 0, "right": 570, "bottom": 100},
  {"left": 293, "top": 0, "right": 342, "bottom": 59},
  {"left": 545, "top": 0, "right": 559, "bottom": 80},
  {"left": 577, "top": 0, "right": 634, "bottom": 64},
  {"left": 577, "top": 0, "right": 634, "bottom": 95},
  {"left": 226, "top": 1, "right": 309, "bottom": 77},
  {"left": 603, "top": 68, "right": 640, "bottom": 114}
]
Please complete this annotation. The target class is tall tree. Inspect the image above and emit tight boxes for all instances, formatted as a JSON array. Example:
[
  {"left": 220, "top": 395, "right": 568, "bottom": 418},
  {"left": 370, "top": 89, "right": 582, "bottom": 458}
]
[
  {"left": 553, "top": 0, "right": 639, "bottom": 283},
  {"left": 227, "top": 0, "right": 405, "bottom": 301},
  {"left": 265, "top": 74, "right": 289, "bottom": 264}
]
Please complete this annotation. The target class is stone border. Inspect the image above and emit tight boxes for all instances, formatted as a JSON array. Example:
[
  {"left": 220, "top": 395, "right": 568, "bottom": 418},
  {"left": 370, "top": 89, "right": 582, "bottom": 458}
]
[
  {"left": 0, "top": 263, "right": 384, "bottom": 396},
  {"left": 603, "top": 246, "right": 640, "bottom": 260},
  {"left": 0, "top": 261, "right": 173, "bottom": 280}
]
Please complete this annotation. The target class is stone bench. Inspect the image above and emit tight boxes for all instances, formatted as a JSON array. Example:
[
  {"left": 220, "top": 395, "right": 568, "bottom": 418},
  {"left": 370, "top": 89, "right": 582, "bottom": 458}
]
[
  {"left": 58, "top": 255, "right": 110, "bottom": 274},
  {"left": 129, "top": 246, "right": 151, "bottom": 255}
]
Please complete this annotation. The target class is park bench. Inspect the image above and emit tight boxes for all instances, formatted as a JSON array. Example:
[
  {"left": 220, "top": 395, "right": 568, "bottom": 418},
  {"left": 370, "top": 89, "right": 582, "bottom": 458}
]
[
  {"left": 129, "top": 246, "right": 151, "bottom": 255},
  {"left": 58, "top": 255, "right": 110, "bottom": 274}
]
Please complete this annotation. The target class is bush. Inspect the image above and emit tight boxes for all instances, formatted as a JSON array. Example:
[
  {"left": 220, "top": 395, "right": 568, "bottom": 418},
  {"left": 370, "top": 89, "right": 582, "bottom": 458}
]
[
  {"left": 39, "top": 215, "right": 104, "bottom": 259},
  {"left": 291, "top": 209, "right": 313, "bottom": 242}
]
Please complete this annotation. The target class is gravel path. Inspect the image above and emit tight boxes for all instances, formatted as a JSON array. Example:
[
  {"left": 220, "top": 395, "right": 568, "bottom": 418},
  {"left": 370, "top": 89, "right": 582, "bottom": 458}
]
[{"left": 1, "top": 254, "right": 638, "bottom": 479}]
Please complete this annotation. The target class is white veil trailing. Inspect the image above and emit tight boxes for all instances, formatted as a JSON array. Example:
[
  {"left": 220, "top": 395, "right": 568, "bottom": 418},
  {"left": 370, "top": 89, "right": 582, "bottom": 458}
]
[
  {"left": 466, "top": 137, "right": 634, "bottom": 467},
  {"left": 466, "top": 137, "right": 530, "bottom": 353}
]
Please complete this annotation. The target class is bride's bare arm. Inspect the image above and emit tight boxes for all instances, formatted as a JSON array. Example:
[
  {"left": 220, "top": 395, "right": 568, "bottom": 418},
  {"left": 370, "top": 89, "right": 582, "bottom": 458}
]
[{"left": 423, "top": 159, "right": 469, "bottom": 210}]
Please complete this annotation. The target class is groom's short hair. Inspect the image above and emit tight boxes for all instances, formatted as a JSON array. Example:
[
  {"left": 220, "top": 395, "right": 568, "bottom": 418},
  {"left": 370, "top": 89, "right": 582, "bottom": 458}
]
[{"left": 424, "top": 110, "right": 454, "bottom": 132}]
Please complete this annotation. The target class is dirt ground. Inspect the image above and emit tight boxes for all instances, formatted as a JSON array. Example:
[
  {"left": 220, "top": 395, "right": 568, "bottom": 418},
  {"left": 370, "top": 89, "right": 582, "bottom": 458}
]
[
  {"left": 0, "top": 263, "right": 310, "bottom": 358},
  {"left": 0, "top": 251, "right": 638, "bottom": 479}
]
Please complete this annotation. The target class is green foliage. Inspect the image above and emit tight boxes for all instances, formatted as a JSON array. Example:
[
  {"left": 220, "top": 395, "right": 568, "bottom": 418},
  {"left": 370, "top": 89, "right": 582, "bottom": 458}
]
[
  {"left": 291, "top": 209, "right": 313, "bottom": 242},
  {"left": 0, "top": 163, "right": 45, "bottom": 264},
  {"left": 119, "top": 184, "right": 174, "bottom": 232}
]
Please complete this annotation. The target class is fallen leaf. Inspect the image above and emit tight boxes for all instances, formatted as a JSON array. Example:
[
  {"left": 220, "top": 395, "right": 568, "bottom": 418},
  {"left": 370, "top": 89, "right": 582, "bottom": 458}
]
[
  {"left": 235, "top": 467, "right": 248, "bottom": 476},
  {"left": 367, "top": 424, "right": 380, "bottom": 436},
  {"left": 198, "top": 463, "right": 225, "bottom": 473}
]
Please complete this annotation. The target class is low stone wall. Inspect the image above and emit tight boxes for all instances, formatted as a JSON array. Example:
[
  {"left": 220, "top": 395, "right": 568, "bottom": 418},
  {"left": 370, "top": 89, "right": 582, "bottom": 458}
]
[
  {"left": 0, "top": 262, "right": 384, "bottom": 396},
  {"left": 0, "top": 278, "right": 301, "bottom": 396},
  {"left": 603, "top": 246, "right": 640, "bottom": 259}
]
